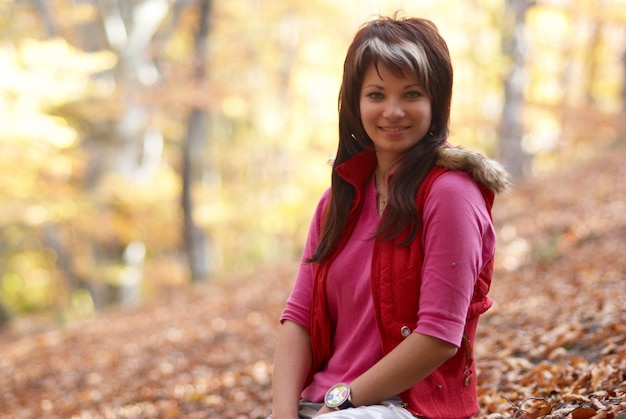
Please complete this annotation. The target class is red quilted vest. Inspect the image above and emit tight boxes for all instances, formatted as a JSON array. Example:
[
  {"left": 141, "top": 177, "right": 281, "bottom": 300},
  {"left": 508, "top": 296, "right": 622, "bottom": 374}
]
[{"left": 308, "top": 149, "right": 495, "bottom": 418}]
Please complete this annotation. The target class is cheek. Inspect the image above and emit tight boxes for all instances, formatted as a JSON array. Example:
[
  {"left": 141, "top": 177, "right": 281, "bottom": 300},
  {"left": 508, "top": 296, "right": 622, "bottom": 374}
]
[
  {"left": 426, "top": 101, "right": 434, "bottom": 120},
  {"left": 420, "top": 104, "right": 433, "bottom": 125},
  {"left": 359, "top": 102, "right": 376, "bottom": 123}
]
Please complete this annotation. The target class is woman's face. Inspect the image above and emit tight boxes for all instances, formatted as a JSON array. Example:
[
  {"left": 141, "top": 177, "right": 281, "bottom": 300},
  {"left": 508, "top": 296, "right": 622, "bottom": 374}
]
[{"left": 359, "top": 62, "right": 432, "bottom": 167}]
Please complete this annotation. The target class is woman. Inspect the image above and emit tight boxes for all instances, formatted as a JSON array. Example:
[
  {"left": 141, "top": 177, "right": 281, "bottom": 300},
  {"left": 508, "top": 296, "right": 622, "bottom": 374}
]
[{"left": 270, "top": 15, "right": 510, "bottom": 419}]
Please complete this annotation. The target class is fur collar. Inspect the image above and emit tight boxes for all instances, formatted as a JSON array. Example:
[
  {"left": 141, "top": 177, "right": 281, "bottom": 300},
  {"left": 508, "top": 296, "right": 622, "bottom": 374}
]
[{"left": 437, "top": 146, "right": 512, "bottom": 194}]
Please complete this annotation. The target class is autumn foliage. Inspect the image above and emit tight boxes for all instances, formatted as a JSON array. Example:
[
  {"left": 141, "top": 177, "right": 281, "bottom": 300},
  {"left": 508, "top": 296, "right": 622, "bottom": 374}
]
[{"left": 1, "top": 143, "right": 625, "bottom": 418}]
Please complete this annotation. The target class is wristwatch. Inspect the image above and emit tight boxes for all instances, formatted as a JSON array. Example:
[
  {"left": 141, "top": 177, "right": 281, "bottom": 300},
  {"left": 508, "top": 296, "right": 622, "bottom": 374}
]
[{"left": 324, "top": 382, "right": 355, "bottom": 410}]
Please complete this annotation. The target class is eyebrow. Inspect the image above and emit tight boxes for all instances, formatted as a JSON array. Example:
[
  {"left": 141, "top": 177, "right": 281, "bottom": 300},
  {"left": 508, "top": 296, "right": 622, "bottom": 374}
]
[{"left": 363, "top": 83, "right": 422, "bottom": 90}]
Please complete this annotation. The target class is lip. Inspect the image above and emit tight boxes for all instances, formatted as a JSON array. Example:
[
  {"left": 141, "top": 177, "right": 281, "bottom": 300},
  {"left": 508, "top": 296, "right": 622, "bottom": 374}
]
[{"left": 379, "top": 126, "right": 410, "bottom": 135}]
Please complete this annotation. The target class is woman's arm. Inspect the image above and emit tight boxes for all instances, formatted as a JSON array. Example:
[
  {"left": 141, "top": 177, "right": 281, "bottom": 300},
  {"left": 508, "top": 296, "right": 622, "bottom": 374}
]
[
  {"left": 271, "top": 320, "right": 313, "bottom": 419},
  {"left": 313, "top": 333, "right": 456, "bottom": 416},
  {"left": 272, "top": 192, "right": 330, "bottom": 417},
  {"left": 345, "top": 332, "right": 457, "bottom": 407}
]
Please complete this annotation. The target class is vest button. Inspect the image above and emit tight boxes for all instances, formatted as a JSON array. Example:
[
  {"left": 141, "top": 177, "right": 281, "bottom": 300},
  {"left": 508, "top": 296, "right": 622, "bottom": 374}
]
[{"left": 400, "top": 326, "right": 411, "bottom": 337}]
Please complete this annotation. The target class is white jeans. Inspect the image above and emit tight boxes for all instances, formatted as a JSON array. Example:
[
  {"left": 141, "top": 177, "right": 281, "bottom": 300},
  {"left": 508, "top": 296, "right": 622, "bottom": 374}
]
[
  {"left": 268, "top": 401, "right": 417, "bottom": 419},
  {"left": 317, "top": 404, "right": 417, "bottom": 418}
]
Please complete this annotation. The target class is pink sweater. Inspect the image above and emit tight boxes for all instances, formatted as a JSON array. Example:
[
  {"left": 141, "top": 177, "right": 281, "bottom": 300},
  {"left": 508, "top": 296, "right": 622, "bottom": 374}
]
[{"left": 281, "top": 171, "right": 495, "bottom": 402}]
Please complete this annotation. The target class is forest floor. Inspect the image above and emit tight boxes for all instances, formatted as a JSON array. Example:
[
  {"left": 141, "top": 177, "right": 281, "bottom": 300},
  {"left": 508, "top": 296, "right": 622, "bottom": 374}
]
[{"left": 1, "top": 141, "right": 625, "bottom": 419}]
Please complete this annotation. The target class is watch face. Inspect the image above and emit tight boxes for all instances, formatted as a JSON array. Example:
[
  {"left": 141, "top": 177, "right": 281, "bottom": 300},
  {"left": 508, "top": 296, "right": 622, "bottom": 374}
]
[{"left": 325, "top": 383, "right": 350, "bottom": 408}]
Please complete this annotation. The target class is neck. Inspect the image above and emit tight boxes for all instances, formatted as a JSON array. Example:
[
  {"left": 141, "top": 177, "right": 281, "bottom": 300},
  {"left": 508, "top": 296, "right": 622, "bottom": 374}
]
[
  {"left": 374, "top": 170, "right": 388, "bottom": 216},
  {"left": 374, "top": 168, "right": 388, "bottom": 188},
  {"left": 374, "top": 164, "right": 392, "bottom": 191},
  {"left": 374, "top": 149, "right": 399, "bottom": 177}
]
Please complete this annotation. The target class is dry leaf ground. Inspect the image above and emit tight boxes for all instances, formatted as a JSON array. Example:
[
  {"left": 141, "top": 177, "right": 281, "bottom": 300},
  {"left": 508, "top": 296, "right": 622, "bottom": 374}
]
[{"left": 1, "top": 142, "right": 625, "bottom": 419}]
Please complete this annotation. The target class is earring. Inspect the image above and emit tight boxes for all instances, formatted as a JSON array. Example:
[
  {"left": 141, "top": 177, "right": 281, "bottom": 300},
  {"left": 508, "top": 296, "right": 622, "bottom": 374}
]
[{"left": 350, "top": 133, "right": 359, "bottom": 142}]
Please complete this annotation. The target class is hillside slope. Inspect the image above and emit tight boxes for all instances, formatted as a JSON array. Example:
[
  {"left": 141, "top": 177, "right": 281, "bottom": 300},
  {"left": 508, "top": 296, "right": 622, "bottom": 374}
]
[
  {"left": 476, "top": 142, "right": 626, "bottom": 417},
  {"left": 1, "top": 143, "right": 625, "bottom": 419}
]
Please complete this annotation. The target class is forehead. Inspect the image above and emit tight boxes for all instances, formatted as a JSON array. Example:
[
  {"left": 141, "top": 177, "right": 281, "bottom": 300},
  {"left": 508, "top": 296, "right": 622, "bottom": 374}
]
[{"left": 361, "top": 62, "right": 420, "bottom": 86}]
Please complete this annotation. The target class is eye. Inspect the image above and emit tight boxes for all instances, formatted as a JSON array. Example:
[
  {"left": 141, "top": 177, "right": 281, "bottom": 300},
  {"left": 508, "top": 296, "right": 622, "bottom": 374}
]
[
  {"left": 366, "top": 92, "right": 384, "bottom": 100},
  {"left": 406, "top": 91, "right": 423, "bottom": 99}
]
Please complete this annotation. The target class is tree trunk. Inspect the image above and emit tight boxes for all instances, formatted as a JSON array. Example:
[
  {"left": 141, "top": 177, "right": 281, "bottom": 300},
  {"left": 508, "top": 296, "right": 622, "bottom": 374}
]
[
  {"left": 0, "top": 301, "right": 11, "bottom": 329},
  {"left": 29, "top": 0, "right": 58, "bottom": 36},
  {"left": 498, "top": 0, "right": 534, "bottom": 179},
  {"left": 182, "top": 0, "right": 213, "bottom": 281},
  {"left": 101, "top": 0, "right": 169, "bottom": 178},
  {"left": 622, "top": 52, "right": 626, "bottom": 107}
]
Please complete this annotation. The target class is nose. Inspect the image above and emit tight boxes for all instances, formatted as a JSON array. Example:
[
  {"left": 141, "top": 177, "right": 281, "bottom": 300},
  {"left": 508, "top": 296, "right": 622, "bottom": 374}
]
[{"left": 382, "top": 99, "right": 404, "bottom": 119}]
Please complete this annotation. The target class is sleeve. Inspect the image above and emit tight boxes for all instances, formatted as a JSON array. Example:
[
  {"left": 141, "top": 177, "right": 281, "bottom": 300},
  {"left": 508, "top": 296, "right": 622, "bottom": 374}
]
[
  {"left": 279, "top": 188, "right": 331, "bottom": 328},
  {"left": 414, "top": 171, "right": 496, "bottom": 346}
]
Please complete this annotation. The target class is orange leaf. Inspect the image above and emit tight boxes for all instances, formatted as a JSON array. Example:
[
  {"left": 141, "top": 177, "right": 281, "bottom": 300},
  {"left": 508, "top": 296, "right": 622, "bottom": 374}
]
[{"left": 572, "top": 406, "right": 598, "bottom": 419}]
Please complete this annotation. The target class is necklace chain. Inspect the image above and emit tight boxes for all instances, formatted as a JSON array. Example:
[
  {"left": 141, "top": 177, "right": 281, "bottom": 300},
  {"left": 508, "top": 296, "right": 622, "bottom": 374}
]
[{"left": 375, "top": 173, "right": 387, "bottom": 216}]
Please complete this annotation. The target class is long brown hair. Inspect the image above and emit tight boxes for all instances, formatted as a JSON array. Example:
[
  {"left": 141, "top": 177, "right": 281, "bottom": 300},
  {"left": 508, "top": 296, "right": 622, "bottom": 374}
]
[{"left": 309, "top": 16, "right": 453, "bottom": 262}]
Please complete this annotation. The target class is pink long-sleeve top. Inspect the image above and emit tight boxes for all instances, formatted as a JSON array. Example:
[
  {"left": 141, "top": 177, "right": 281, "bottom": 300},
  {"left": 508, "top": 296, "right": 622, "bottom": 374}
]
[{"left": 281, "top": 170, "right": 496, "bottom": 402}]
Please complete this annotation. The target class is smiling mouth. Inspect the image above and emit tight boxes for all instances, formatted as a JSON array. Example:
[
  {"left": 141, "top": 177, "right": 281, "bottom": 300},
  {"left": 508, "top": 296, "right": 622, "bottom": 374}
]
[{"left": 380, "top": 126, "right": 409, "bottom": 132}]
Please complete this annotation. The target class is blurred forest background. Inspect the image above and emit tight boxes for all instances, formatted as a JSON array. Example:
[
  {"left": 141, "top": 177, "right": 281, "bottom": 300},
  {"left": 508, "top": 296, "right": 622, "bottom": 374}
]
[{"left": 1, "top": 0, "right": 625, "bottom": 327}]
